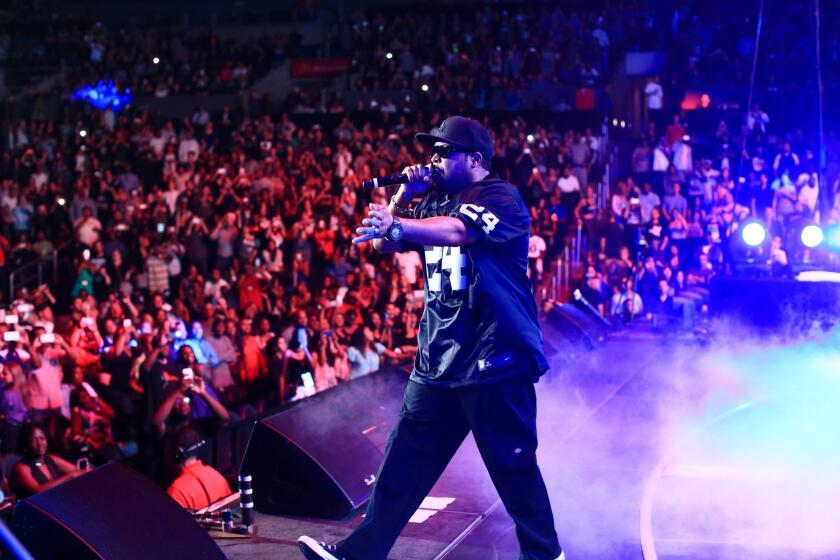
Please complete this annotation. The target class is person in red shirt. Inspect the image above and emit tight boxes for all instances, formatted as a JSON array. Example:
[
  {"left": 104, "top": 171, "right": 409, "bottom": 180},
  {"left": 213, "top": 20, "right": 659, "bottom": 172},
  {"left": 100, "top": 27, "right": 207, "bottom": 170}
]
[
  {"left": 238, "top": 317, "right": 268, "bottom": 404},
  {"left": 237, "top": 262, "right": 264, "bottom": 313},
  {"left": 664, "top": 114, "right": 686, "bottom": 148},
  {"left": 166, "top": 427, "right": 232, "bottom": 511},
  {"left": 0, "top": 232, "right": 8, "bottom": 266},
  {"left": 313, "top": 218, "right": 336, "bottom": 261}
]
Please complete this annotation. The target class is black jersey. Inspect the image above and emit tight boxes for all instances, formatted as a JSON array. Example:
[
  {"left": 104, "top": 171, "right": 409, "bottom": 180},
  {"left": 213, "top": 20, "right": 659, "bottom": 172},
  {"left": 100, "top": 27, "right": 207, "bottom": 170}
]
[{"left": 408, "top": 176, "right": 549, "bottom": 387}]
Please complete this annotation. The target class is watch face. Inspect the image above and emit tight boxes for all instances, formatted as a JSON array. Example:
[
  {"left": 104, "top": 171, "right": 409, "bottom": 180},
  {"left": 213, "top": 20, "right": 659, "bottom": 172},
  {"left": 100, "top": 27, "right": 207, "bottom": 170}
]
[{"left": 389, "top": 223, "right": 404, "bottom": 241}]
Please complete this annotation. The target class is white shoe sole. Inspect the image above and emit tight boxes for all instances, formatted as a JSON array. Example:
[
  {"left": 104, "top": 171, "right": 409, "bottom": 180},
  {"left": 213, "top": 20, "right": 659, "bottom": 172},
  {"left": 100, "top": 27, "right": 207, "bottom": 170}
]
[{"left": 297, "top": 536, "right": 341, "bottom": 560}]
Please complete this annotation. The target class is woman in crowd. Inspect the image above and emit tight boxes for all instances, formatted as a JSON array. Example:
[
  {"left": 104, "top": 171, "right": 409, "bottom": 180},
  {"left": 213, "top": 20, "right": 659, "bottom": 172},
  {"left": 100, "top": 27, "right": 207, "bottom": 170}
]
[
  {"left": 206, "top": 318, "right": 237, "bottom": 403},
  {"left": 1, "top": 363, "right": 29, "bottom": 455},
  {"left": 10, "top": 423, "right": 86, "bottom": 499},
  {"left": 347, "top": 327, "right": 385, "bottom": 380},
  {"left": 575, "top": 185, "right": 600, "bottom": 251},
  {"left": 70, "top": 316, "right": 104, "bottom": 379}
]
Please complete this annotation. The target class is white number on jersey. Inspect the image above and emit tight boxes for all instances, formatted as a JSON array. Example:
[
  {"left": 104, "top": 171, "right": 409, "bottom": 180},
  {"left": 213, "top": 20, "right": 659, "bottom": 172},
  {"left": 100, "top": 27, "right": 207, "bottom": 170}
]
[
  {"left": 424, "top": 246, "right": 468, "bottom": 292},
  {"left": 459, "top": 203, "right": 500, "bottom": 234}
]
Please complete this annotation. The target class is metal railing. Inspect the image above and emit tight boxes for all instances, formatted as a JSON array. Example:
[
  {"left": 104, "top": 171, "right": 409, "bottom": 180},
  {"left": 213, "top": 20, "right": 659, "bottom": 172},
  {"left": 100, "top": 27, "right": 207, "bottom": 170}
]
[
  {"left": 550, "top": 224, "right": 584, "bottom": 301},
  {"left": 8, "top": 252, "right": 59, "bottom": 299}
]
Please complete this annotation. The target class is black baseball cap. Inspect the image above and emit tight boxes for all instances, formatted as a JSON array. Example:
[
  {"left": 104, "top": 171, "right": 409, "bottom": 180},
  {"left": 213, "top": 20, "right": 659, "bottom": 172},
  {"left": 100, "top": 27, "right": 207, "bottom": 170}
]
[{"left": 416, "top": 116, "right": 494, "bottom": 164}]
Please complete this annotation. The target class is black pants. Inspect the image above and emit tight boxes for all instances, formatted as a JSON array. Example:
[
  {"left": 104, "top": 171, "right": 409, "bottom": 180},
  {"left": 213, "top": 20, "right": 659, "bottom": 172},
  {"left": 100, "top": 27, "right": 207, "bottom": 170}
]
[{"left": 340, "top": 377, "right": 561, "bottom": 560}]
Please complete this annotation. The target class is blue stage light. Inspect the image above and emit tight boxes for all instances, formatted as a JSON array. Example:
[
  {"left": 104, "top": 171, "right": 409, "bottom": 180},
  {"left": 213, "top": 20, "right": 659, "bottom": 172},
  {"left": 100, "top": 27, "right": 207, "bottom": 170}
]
[
  {"left": 72, "top": 80, "right": 132, "bottom": 112},
  {"left": 826, "top": 225, "right": 840, "bottom": 249},
  {"left": 742, "top": 222, "right": 766, "bottom": 247},
  {"left": 800, "top": 225, "right": 824, "bottom": 248}
]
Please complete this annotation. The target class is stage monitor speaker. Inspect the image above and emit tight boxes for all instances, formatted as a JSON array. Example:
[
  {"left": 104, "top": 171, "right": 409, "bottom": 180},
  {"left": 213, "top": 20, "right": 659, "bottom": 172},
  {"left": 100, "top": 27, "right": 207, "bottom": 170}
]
[
  {"left": 11, "top": 462, "right": 226, "bottom": 560},
  {"left": 546, "top": 304, "right": 606, "bottom": 351},
  {"left": 240, "top": 369, "right": 407, "bottom": 519}
]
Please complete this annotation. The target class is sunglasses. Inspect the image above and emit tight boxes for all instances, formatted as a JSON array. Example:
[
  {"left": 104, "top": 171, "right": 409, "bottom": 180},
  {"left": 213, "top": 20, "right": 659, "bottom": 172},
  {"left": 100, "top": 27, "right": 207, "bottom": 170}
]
[{"left": 429, "top": 145, "right": 475, "bottom": 160}]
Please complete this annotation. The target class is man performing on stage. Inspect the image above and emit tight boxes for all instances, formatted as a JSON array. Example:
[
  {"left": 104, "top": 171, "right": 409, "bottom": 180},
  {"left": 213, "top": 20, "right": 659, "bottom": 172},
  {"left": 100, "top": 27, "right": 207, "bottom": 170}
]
[{"left": 298, "top": 116, "right": 564, "bottom": 560}]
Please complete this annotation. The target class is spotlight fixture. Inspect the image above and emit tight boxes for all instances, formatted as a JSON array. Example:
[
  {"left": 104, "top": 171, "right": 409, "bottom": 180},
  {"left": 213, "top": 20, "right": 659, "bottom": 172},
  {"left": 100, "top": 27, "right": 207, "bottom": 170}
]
[
  {"left": 826, "top": 225, "right": 840, "bottom": 249},
  {"left": 800, "top": 225, "right": 823, "bottom": 248},
  {"left": 741, "top": 222, "right": 766, "bottom": 247}
]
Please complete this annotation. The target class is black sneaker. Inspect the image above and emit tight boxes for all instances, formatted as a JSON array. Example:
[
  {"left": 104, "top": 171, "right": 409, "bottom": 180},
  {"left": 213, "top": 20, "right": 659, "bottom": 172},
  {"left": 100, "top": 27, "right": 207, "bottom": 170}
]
[{"left": 297, "top": 536, "right": 349, "bottom": 560}]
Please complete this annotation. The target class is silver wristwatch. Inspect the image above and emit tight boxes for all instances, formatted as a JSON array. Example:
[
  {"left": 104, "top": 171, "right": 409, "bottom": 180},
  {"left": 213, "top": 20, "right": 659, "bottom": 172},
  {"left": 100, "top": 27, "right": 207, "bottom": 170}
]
[{"left": 385, "top": 216, "right": 405, "bottom": 242}]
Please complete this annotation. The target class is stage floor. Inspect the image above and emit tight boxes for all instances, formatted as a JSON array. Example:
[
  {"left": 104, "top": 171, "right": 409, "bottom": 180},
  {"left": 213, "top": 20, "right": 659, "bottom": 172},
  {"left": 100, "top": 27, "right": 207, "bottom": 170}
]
[{"left": 219, "top": 329, "right": 840, "bottom": 560}]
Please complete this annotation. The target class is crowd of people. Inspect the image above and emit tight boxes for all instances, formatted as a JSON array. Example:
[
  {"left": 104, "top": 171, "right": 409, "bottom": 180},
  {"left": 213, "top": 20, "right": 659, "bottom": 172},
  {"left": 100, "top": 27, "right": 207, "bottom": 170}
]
[
  {"left": 0, "top": 105, "right": 474, "bottom": 505},
  {"left": 1, "top": 99, "right": 838, "bottom": 501},
  {"left": 0, "top": 1, "right": 838, "bottom": 514},
  {"left": 2, "top": 20, "right": 288, "bottom": 97},
  {"left": 330, "top": 5, "right": 613, "bottom": 109},
  {"left": 569, "top": 100, "right": 840, "bottom": 329},
  {"left": 0, "top": 102, "right": 690, "bottom": 502}
]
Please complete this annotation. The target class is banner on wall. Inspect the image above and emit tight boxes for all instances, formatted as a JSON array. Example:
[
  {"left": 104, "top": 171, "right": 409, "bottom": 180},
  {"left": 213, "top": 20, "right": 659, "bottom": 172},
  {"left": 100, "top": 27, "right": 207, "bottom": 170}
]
[{"left": 291, "top": 59, "right": 352, "bottom": 78}]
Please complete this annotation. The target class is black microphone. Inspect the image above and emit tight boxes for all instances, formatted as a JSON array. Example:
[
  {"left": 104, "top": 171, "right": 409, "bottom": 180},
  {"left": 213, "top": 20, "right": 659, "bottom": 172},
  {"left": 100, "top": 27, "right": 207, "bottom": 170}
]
[
  {"left": 362, "top": 165, "right": 439, "bottom": 189},
  {"left": 362, "top": 173, "right": 409, "bottom": 190}
]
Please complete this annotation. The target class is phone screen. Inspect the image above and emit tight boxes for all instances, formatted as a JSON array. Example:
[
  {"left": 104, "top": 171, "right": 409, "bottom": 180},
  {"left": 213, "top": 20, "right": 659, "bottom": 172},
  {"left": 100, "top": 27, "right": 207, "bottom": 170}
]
[{"left": 301, "top": 372, "right": 315, "bottom": 389}]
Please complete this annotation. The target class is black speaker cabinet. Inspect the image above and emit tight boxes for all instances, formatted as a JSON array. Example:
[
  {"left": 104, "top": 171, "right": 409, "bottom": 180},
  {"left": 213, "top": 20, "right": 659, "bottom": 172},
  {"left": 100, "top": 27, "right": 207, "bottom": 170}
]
[
  {"left": 240, "top": 368, "right": 408, "bottom": 519},
  {"left": 12, "top": 462, "right": 226, "bottom": 560},
  {"left": 546, "top": 303, "right": 606, "bottom": 351}
]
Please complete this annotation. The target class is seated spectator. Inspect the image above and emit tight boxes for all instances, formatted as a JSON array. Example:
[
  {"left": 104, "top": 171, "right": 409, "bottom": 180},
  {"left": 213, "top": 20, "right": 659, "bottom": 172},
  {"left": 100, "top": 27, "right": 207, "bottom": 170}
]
[
  {"left": 768, "top": 236, "right": 790, "bottom": 277},
  {"left": 662, "top": 268, "right": 697, "bottom": 329},
  {"left": 580, "top": 266, "right": 610, "bottom": 315},
  {"left": 10, "top": 423, "right": 87, "bottom": 499},
  {"left": 650, "top": 279, "right": 678, "bottom": 329},
  {"left": 637, "top": 256, "right": 661, "bottom": 310},
  {"left": 166, "top": 427, "right": 232, "bottom": 511},
  {"left": 610, "top": 281, "right": 643, "bottom": 325},
  {"left": 687, "top": 252, "right": 715, "bottom": 295}
]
